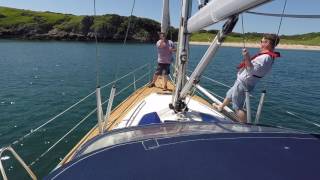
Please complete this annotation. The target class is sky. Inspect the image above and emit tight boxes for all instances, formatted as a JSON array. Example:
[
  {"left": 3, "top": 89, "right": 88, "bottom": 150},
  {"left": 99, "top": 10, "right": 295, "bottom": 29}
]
[{"left": 0, "top": 0, "right": 319, "bottom": 35}]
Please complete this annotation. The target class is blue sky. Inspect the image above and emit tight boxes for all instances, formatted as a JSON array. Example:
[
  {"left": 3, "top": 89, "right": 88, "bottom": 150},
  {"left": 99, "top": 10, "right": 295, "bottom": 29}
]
[{"left": 1, "top": 0, "right": 319, "bottom": 35}]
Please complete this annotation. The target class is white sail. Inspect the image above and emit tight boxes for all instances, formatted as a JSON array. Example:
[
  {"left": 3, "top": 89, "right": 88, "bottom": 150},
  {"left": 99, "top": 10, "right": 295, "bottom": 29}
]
[
  {"left": 161, "top": 0, "right": 170, "bottom": 33},
  {"left": 187, "top": 0, "right": 271, "bottom": 33}
]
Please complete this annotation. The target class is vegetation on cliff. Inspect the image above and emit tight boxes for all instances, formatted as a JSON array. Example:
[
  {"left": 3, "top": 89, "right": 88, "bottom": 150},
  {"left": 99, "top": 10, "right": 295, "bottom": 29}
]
[
  {"left": 0, "top": 6, "right": 178, "bottom": 42},
  {"left": 190, "top": 30, "right": 320, "bottom": 46},
  {"left": 1, "top": 6, "right": 319, "bottom": 46}
]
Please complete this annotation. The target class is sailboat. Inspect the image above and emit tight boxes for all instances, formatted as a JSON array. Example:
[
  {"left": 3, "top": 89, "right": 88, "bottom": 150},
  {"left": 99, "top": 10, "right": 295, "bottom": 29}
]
[{"left": 1, "top": 0, "right": 320, "bottom": 179}]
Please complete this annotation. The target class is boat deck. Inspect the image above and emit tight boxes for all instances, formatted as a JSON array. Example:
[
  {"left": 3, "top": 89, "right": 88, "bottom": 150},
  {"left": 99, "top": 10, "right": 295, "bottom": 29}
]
[
  {"left": 60, "top": 77, "right": 236, "bottom": 164},
  {"left": 47, "top": 125, "right": 320, "bottom": 180}
]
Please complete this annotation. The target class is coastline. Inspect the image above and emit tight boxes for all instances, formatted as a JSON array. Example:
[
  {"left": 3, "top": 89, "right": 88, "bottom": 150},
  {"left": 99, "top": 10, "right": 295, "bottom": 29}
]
[
  {"left": 190, "top": 41, "right": 320, "bottom": 51},
  {"left": 1, "top": 38, "right": 320, "bottom": 51}
]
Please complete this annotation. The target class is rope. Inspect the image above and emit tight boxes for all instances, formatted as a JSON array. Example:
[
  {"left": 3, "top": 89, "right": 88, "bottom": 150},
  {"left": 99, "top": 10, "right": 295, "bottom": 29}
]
[
  {"left": 185, "top": 86, "right": 197, "bottom": 108},
  {"left": 240, "top": 0, "right": 288, "bottom": 107},
  {"left": 240, "top": 13, "right": 246, "bottom": 48},
  {"left": 259, "top": 0, "right": 287, "bottom": 95},
  {"left": 240, "top": 13, "right": 250, "bottom": 111},
  {"left": 123, "top": 0, "right": 136, "bottom": 45},
  {"left": 246, "top": 11, "right": 320, "bottom": 19},
  {"left": 114, "top": 0, "right": 136, "bottom": 86},
  {"left": 276, "top": 0, "right": 288, "bottom": 37}
]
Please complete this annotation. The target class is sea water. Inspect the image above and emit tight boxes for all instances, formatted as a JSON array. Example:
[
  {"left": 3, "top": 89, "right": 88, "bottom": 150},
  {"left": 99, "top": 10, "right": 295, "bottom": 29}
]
[{"left": 0, "top": 40, "right": 319, "bottom": 178}]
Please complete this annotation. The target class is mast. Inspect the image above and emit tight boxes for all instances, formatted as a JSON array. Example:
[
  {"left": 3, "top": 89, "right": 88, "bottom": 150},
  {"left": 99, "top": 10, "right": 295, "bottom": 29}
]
[{"left": 170, "top": 0, "right": 192, "bottom": 112}]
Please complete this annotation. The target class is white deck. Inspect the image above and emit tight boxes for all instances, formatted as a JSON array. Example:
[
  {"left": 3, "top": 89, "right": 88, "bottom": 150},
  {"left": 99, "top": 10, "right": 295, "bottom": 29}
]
[{"left": 115, "top": 92, "right": 231, "bottom": 129}]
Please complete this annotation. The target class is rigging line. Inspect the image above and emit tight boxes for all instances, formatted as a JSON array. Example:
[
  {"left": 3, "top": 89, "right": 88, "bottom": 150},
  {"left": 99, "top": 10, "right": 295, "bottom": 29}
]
[
  {"left": 241, "top": 13, "right": 246, "bottom": 48},
  {"left": 276, "top": 0, "right": 288, "bottom": 37},
  {"left": 113, "top": 0, "right": 136, "bottom": 85},
  {"left": 240, "top": 13, "right": 251, "bottom": 99},
  {"left": 246, "top": 11, "right": 320, "bottom": 19},
  {"left": 123, "top": 0, "right": 136, "bottom": 45},
  {"left": 185, "top": 86, "right": 197, "bottom": 108},
  {"left": 93, "top": 0, "right": 100, "bottom": 87}
]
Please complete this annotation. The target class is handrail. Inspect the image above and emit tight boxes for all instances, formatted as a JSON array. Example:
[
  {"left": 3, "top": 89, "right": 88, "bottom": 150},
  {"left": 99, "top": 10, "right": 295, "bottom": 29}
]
[
  {"left": 187, "top": 69, "right": 231, "bottom": 88},
  {"left": 201, "top": 75, "right": 232, "bottom": 88},
  {"left": 1, "top": 63, "right": 151, "bottom": 178},
  {"left": 27, "top": 67, "right": 152, "bottom": 167},
  {"left": 206, "top": 89, "right": 225, "bottom": 100},
  {"left": 101, "top": 63, "right": 150, "bottom": 89},
  {"left": 0, "top": 147, "right": 37, "bottom": 180}
]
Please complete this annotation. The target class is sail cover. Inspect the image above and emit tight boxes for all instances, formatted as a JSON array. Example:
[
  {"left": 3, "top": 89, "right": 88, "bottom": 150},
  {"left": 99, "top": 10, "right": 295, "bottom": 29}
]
[
  {"left": 161, "top": 0, "right": 170, "bottom": 33},
  {"left": 187, "top": 0, "right": 271, "bottom": 32}
]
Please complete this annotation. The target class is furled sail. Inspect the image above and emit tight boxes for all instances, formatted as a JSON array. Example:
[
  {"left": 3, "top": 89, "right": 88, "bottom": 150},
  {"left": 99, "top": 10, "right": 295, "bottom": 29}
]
[
  {"left": 161, "top": 0, "right": 170, "bottom": 33},
  {"left": 187, "top": 0, "right": 271, "bottom": 33}
]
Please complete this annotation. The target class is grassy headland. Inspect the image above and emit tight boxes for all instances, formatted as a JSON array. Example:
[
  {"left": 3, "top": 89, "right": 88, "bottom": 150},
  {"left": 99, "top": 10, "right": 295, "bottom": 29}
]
[
  {"left": 0, "top": 6, "right": 319, "bottom": 46},
  {"left": 0, "top": 6, "right": 177, "bottom": 42}
]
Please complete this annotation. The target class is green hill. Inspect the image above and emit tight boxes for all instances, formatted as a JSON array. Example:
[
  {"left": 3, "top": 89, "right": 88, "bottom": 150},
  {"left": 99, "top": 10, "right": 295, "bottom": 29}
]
[{"left": 0, "top": 6, "right": 177, "bottom": 42}]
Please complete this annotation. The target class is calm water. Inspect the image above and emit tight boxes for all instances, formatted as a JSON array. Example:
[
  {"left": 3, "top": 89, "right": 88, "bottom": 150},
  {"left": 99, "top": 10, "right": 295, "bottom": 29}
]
[{"left": 1, "top": 40, "right": 320, "bottom": 178}]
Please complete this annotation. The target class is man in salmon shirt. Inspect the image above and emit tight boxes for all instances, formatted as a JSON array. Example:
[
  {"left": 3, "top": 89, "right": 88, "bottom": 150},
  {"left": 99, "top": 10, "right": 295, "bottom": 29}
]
[
  {"left": 148, "top": 32, "right": 176, "bottom": 90},
  {"left": 214, "top": 34, "right": 280, "bottom": 123}
]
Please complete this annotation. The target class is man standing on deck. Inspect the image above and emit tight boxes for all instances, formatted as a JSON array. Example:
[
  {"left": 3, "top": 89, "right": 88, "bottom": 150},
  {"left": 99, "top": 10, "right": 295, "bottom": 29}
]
[
  {"left": 148, "top": 32, "right": 176, "bottom": 90},
  {"left": 214, "top": 34, "right": 280, "bottom": 123}
]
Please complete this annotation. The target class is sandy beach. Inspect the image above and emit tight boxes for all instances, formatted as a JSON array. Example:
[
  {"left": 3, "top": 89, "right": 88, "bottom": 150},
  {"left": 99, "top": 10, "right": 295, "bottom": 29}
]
[{"left": 190, "top": 41, "right": 320, "bottom": 51}]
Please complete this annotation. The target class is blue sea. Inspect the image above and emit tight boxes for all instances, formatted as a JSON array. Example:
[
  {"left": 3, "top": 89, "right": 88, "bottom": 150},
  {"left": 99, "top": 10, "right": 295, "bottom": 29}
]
[{"left": 1, "top": 40, "right": 320, "bottom": 178}]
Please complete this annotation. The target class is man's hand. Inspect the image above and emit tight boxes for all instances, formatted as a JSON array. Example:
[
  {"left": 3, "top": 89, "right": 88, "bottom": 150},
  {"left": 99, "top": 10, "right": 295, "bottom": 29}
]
[
  {"left": 159, "top": 40, "right": 166, "bottom": 48},
  {"left": 242, "top": 48, "right": 250, "bottom": 60},
  {"left": 242, "top": 48, "right": 252, "bottom": 68},
  {"left": 169, "top": 47, "right": 176, "bottom": 52}
]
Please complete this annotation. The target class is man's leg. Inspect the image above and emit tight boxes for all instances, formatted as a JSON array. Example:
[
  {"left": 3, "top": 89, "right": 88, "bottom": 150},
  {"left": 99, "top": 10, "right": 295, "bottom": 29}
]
[
  {"left": 149, "top": 74, "right": 158, "bottom": 87},
  {"left": 234, "top": 82, "right": 247, "bottom": 123},
  {"left": 163, "top": 75, "right": 168, "bottom": 89},
  {"left": 163, "top": 64, "right": 170, "bottom": 90},
  {"left": 213, "top": 84, "right": 234, "bottom": 111},
  {"left": 236, "top": 110, "right": 246, "bottom": 123}
]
